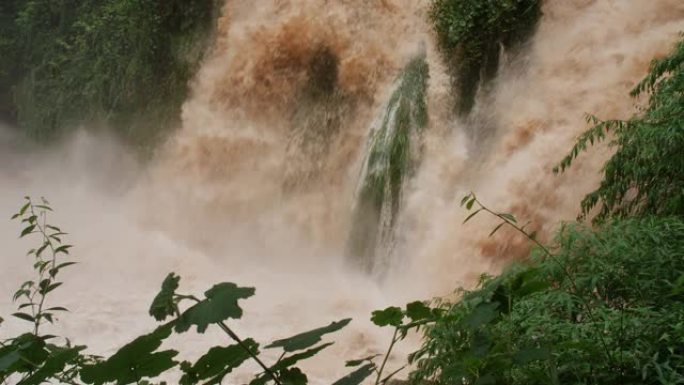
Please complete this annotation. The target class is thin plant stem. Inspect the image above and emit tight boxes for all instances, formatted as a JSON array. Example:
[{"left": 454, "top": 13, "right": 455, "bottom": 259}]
[{"left": 375, "top": 328, "right": 399, "bottom": 385}]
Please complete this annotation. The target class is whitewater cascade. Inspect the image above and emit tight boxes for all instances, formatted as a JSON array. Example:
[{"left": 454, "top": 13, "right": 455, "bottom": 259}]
[{"left": 1, "top": 0, "right": 683, "bottom": 383}]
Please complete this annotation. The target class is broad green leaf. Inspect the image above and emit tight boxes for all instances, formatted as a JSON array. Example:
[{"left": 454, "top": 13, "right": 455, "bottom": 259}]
[
  {"left": 149, "top": 273, "right": 180, "bottom": 321},
  {"left": 18, "top": 345, "right": 85, "bottom": 385},
  {"left": 179, "top": 339, "right": 258, "bottom": 385},
  {"left": 406, "top": 301, "right": 432, "bottom": 322},
  {"left": 80, "top": 323, "right": 178, "bottom": 385},
  {"left": 280, "top": 367, "right": 308, "bottom": 385},
  {"left": 332, "top": 364, "right": 375, "bottom": 385},
  {"left": 371, "top": 307, "right": 404, "bottom": 327},
  {"left": 175, "top": 283, "right": 255, "bottom": 333},
  {"left": 266, "top": 319, "right": 351, "bottom": 352}
]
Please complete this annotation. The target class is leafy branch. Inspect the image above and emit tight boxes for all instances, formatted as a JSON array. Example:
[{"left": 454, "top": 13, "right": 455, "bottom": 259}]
[{"left": 460, "top": 192, "right": 615, "bottom": 364}]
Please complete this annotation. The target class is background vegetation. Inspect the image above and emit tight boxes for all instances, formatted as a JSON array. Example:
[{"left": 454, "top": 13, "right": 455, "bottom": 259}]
[
  {"left": 1, "top": 0, "right": 683, "bottom": 384},
  {"left": 0, "top": 0, "right": 219, "bottom": 149},
  {"left": 429, "top": 0, "right": 541, "bottom": 114}
]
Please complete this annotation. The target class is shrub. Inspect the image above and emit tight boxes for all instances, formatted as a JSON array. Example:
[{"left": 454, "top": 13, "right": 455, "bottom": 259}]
[{"left": 410, "top": 217, "right": 684, "bottom": 385}]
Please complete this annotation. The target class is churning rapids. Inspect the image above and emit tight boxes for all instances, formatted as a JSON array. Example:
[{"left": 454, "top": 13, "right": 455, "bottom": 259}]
[{"left": 1, "top": 0, "right": 684, "bottom": 383}]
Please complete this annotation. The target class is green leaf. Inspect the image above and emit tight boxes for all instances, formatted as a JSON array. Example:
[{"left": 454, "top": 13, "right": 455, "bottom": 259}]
[
  {"left": 272, "top": 343, "right": 334, "bottom": 372},
  {"left": 499, "top": 213, "right": 517, "bottom": 223},
  {"left": 266, "top": 319, "right": 351, "bottom": 352},
  {"left": 13, "top": 312, "right": 35, "bottom": 323},
  {"left": 0, "top": 334, "right": 48, "bottom": 374},
  {"left": 179, "top": 339, "right": 258, "bottom": 385},
  {"left": 249, "top": 344, "right": 333, "bottom": 385},
  {"left": 332, "top": 364, "right": 375, "bottom": 385},
  {"left": 19, "top": 201, "right": 30, "bottom": 216},
  {"left": 80, "top": 323, "right": 178, "bottom": 385},
  {"left": 466, "top": 197, "right": 475, "bottom": 210},
  {"left": 54, "top": 245, "right": 72, "bottom": 254},
  {"left": 20, "top": 225, "right": 36, "bottom": 238},
  {"left": 45, "top": 306, "right": 69, "bottom": 312},
  {"left": 175, "top": 283, "right": 255, "bottom": 333},
  {"left": 280, "top": 367, "right": 308, "bottom": 385},
  {"left": 18, "top": 345, "right": 85, "bottom": 385},
  {"left": 405, "top": 301, "right": 433, "bottom": 322},
  {"left": 371, "top": 307, "right": 404, "bottom": 327},
  {"left": 149, "top": 273, "right": 181, "bottom": 321}
]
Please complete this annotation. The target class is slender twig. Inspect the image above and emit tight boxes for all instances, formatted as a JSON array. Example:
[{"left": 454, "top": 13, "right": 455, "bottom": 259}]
[
  {"left": 468, "top": 194, "right": 615, "bottom": 364},
  {"left": 217, "top": 322, "right": 282, "bottom": 385},
  {"left": 375, "top": 328, "right": 399, "bottom": 385},
  {"left": 379, "top": 365, "right": 407, "bottom": 384}
]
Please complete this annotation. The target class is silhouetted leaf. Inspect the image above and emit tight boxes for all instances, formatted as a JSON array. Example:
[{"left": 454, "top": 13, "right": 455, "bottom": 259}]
[
  {"left": 80, "top": 323, "right": 178, "bottom": 385},
  {"left": 179, "top": 339, "right": 258, "bottom": 385},
  {"left": 266, "top": 319, "right": 351, "bottom": 352},
  {"left": 175, "top": 283, "right": 255, "bottom": 333},
  {"left": 406, "top": 301, "right": 432, "bottom": 322},
  {"left": 280, "top": 367, "right": 307, "bottom": 385},
  {"left": 332, "top": 364, "right": 375, "bottom": 385},
  {"left": 150, "top": 273, "right": 181, "bottom": 321},
  {"left": 371, "top": 307, "right": 404, "bottom": 327},
  {"left": 19, "top": 345, "right": 85, "bottom": 385}
]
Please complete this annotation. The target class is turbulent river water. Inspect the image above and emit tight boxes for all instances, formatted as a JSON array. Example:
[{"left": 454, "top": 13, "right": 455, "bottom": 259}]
[{"left": 1, "top": 0, "right": 684, "bottom": 383}]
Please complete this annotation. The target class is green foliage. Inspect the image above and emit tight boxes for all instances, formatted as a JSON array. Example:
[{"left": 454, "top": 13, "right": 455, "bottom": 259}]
[
  {"left": 80, "top": 324, "right": 178, "bottom": 385},
  {"left": 429, "top": 0, "right": 540, "bottom": 114},
  {"left": 179, "top": 339, "right": 258, "bottom": 385},
  {"left": 347, "top": 54, "right": 429, "bottom": 272},
  {"left": 0, "top": 0, "right": 218, "bottom": 147},
  {"left": 410, "top": 217, "right": 684, "bottom": 385},
  {"left": 266, "top": 319, "right": 351, "bottom": 352},
  {"left": 556, "top": 35, "right": 684, "bottom": 222},
  {"left": 2, "top": 197, "right": 352, "bottom": 385},
  {"left": 175, "top": 283, "right": 255, "bottom": 334},
  {"left": 149, "top": 273, "right": 181, "bottom": 321}
]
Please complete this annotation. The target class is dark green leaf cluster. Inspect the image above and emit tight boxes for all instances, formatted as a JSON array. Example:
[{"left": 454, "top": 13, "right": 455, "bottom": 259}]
[
  {"left": 429, "top": 0, "right": 540, "bottom": 114},
  {"left": 411, "top": 218, "right": 684, "bottom": 385},
  {"left": 0, "top": 0, "right": 219, "bottom": 147},
  {"left": 556, "top": 35, "right": 684, "bottom": 222}
]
